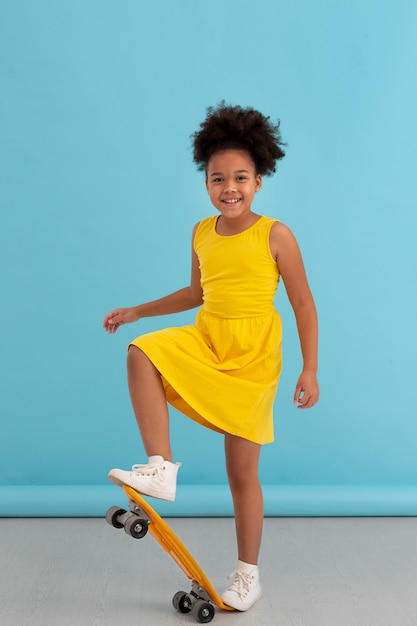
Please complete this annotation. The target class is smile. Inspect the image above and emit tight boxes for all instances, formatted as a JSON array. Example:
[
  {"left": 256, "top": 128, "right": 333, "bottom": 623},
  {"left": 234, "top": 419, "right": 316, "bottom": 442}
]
[{"left": 222, "top": 198, "right": 242, "bottom": 205}]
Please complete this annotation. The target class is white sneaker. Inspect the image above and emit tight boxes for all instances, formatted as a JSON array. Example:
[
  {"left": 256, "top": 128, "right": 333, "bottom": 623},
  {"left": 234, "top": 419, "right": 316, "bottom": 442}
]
[
  {"left": 108, "top": 455, "right": 181, "bottom": 502},
  {"left": 221, "top": 562, "right": 262, "bottom": 611}
]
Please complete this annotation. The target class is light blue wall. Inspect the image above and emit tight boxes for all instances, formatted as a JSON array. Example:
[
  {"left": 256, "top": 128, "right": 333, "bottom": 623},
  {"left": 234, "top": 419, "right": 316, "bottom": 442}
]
[{"left": 1, "top": 0, "right": 417, "bottom": 516}]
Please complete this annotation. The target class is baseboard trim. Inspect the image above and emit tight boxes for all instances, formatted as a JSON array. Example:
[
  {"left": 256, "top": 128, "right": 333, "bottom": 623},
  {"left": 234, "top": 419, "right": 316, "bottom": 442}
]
[{"left": 1, "top": 484, "right": 417, "bottom": 517}]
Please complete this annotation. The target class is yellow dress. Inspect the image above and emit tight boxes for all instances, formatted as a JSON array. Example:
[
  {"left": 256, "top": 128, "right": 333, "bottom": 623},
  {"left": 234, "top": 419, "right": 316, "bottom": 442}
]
[{"left": 130, "top": 215, "right": 282, "bottom": 444}]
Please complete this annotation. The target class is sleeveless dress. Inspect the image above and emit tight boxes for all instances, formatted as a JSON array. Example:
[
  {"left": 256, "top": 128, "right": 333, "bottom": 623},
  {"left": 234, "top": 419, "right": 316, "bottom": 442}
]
[{"left": 130, "top": 215, "right": 282, "bottom": 444}]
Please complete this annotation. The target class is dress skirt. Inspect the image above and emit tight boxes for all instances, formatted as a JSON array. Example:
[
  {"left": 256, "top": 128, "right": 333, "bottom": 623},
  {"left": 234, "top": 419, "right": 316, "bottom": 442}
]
[{"left": 130, "top": 307, "right": 282, "bottom": 445}]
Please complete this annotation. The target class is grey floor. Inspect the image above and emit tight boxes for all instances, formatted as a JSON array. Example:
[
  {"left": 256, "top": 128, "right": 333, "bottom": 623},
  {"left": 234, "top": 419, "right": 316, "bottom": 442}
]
[{"left": 1, "top": 516, "right": 417, "bottom": 626}]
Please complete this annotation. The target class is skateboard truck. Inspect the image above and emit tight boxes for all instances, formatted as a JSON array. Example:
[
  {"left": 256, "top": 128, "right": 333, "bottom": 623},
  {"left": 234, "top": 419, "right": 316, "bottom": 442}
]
[
  {"left": 106, "top": 504, "right": 150, "bottom": 539},
  {"left": 172, "top": 583, "right": 215, "bottom": 622}
]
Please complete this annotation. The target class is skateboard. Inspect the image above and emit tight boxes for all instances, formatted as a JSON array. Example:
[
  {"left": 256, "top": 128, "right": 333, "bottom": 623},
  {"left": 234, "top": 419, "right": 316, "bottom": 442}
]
[{"left": 106, "top": 485, "right": 234, "bottom": 623}]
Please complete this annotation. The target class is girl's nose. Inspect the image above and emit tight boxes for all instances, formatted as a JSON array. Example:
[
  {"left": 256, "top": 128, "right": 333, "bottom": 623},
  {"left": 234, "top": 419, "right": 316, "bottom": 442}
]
[{"left": 224, "top": 179, "right": 237, "bottom": 192}]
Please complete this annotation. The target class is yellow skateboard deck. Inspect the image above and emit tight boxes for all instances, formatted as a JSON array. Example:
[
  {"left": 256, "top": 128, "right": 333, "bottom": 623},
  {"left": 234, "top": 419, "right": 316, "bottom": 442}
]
[{"left": 106, "top": 485, "right": 234, "bottom": 623}]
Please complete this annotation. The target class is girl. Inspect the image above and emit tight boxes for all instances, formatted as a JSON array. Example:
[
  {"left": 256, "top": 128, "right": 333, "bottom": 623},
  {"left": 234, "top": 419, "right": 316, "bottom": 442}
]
[{"left": 103, "top": 103, "right": 319, "bottom": 611}]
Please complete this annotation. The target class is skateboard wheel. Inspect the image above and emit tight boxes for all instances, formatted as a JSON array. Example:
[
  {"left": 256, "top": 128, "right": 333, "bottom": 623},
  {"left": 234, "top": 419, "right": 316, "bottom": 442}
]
[
  {"left": 124, "top": 514, "right": 149, "bottom": 539},
  {"left": 172, "top": 591, "right": 192, "bottom": 613},
  {"left": 192, "top": 599, "right": 215, "bottom": 623},
  {"left": 105, "top": 506, "right": 127, "bottom": 529}
]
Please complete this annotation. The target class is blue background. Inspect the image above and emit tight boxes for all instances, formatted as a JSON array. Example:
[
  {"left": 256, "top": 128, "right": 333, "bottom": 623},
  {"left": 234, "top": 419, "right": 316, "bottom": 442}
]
[{"left": 1, "top": 0, "right": 416, "bottom": 516}]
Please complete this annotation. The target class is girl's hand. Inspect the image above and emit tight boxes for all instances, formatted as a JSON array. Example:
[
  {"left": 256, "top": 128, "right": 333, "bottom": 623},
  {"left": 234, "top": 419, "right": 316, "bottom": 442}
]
[
  {"left": 102, "top": 307, "right": 140, "bottom": 334},
  {"left": 294, "top": 371, "right": 319, "bottom": 409}
]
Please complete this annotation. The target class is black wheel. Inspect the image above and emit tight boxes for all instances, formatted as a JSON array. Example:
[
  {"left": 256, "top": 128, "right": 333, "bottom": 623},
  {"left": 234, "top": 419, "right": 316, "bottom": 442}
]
[
  {"left": 124, "top": 514, "right": 149, "bottom": 539},
  {"left": 105, "top": 506, "right": 126, "bottom": 529},
  {"left": 172, "top": 591, "right": 192, "bottom": 613},
  {"left": 192, "top": 599, "right": 215, "bottom": 623}
]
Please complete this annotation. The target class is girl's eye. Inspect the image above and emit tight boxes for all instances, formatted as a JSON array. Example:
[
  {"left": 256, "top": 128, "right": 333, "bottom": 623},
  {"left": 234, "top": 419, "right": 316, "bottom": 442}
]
[
  {"left": 237, "top": 176, "right": 247, "bottom": 181},
  {"left": 213, "top": 177, "right": 223, "bottom": 183}
]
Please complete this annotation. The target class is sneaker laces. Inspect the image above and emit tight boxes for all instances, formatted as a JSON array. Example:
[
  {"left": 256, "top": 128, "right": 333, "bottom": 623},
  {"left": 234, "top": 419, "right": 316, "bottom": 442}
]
[
  {"left": 226, "top": 569, "right": 254, "bottom": 599},
  {"left": 131, "top": 462, "right": 166, "bottom": 480}
]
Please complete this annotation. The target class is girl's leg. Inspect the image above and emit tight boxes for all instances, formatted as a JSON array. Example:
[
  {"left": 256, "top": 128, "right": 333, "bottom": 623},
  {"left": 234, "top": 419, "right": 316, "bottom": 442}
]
[
  {"left": 127, "top": 345, "right": 172, "bottom": 461},
  {"left": 224, "top": 434, "right": 263, "bottom": 565},
  {"left": 108, "top": 346, "right": 179, "bottom": 500}
]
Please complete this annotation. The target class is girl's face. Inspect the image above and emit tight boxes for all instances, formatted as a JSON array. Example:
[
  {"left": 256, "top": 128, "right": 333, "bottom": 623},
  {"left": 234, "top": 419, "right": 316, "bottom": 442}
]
[{"left": 206, "top": 150, "right": 262, "bottom": 222}]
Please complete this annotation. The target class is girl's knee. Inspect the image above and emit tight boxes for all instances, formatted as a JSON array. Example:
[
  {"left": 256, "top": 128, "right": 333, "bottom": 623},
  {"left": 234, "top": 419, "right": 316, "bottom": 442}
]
[
  {"left": 127, "top": 345, "right": 148, "bottom": 367},
  {"left": 127, "top": 346, "right": 161, "bottom": 381},
  {"left": 225, "top": 435, "right": 261, "bottom": 492},
  {"left": 226, "top": 456, "right": 260, "bottom": 493}
]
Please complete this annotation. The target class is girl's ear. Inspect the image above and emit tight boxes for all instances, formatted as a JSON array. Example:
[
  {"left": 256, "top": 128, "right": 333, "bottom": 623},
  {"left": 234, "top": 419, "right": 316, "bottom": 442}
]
[{"left": 255, "top": 174, "right": 262, "bottom": 192}]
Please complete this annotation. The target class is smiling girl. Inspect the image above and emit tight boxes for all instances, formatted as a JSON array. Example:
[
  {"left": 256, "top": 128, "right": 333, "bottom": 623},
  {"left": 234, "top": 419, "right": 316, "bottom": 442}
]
[{"left": 103, "top": 103, "right": 319, "bottom": 611}]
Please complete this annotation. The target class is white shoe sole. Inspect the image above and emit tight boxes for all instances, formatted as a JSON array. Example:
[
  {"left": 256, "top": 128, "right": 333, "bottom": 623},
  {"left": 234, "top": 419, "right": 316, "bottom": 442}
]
[
  {"left": 108, "top": 469, "right": 176, "bottom": 501},
  {"left": 221, "top": 587, "right": 262, "bottom": 611}
]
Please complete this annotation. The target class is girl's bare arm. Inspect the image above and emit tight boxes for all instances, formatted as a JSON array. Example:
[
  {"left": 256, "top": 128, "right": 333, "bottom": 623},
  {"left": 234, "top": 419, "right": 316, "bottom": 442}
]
[
  {"left": 270, "top": 222, "right": 319, "bottom": 408},
  {"left": 103, "top": 224, "right": 203, "bottom": 334}
]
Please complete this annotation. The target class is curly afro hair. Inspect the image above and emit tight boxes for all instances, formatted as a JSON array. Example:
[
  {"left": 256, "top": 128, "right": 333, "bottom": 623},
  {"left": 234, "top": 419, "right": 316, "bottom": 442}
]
[{"left": 192, "top": 102, "right": 286, "bottom": 176}]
